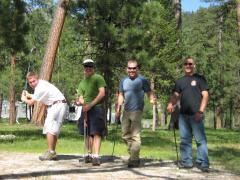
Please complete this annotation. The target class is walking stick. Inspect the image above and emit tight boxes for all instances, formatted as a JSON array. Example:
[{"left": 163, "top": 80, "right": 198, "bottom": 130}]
[
  {"left": 173, "top": 125, "right": 179, "bottom": 167},
  {"left": 112, "top": 105, "right": 121, "bottom": 157},
  {"left": 83, "top": 112, "right": 88, "bottom": 158},
  {"left": 21, "top": 62, "right": 32, "bottom": 124},
  {"left": 170, "top": 106, "right": 180, "bottom": 167}
]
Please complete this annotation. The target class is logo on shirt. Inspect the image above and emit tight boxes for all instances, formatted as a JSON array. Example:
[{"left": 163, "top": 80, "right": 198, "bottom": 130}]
[{"left": 191, "top": 80, "right": 197, "bottom": 86}]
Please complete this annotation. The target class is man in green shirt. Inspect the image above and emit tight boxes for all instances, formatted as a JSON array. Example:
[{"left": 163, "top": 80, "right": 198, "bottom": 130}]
[{"left": 76, "top": 59, "right": 106, "bottom": 166}]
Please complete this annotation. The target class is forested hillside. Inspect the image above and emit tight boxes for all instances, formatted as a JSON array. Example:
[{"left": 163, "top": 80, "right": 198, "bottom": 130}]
[{"left": 0, "top": 0, "right": 239, "bottom": 128}]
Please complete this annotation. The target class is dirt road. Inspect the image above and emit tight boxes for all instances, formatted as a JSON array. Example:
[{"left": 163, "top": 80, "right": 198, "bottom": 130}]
[{"left": 0, "top": 152, "right": 239, "bottom": 180}]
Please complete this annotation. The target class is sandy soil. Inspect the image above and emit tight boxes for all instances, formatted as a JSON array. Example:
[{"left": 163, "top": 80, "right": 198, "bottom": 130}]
[{"left": 0, "top": 152, "right": 239, "bottom": 180}]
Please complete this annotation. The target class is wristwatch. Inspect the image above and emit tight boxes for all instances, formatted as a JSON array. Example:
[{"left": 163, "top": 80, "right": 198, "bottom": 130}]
[{"left": 198, "top": 111, "right": 204, "bottom": 114}]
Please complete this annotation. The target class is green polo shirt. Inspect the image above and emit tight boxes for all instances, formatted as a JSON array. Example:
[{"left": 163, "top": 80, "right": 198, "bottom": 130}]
[{"left": 77, "top": 73, "right": 106, "bottom": 105}]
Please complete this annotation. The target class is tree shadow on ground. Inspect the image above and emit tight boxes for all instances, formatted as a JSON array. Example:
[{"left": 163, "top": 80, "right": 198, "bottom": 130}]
[
  {"left": 0, "top": 155, "right": 231, "bottom": 180},
  {"left": 0, "top": 129, "right": 42, "bottom": 138},
  {"left": 0, "top": 159, "right": 176, "bottom": 180},
  {"left": 57, "top": 155, "right": 122, "bottom": 162},
  {"left": 209, "top": 147, "right": 240, "bottom": 174}
]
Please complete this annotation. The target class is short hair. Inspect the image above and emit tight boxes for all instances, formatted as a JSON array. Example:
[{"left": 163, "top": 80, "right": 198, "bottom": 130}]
[
  {"left": 184, "top": 56, "right": 195, "bottom": 62},
  {"left": 26, "top": 72, "right": 38, "bottom": 80},
  {"left": 127, "top": 59, "right": 138, "bottom": 66}
]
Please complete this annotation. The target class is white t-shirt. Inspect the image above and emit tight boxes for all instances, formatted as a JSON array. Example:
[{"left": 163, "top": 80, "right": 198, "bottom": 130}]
[{"left": 32, "top": 80, "right": 65, "bottom": 106}]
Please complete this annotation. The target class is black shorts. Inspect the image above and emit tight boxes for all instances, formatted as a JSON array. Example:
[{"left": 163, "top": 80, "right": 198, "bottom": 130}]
[{"left": 78, "top": 106, "right": 105, "bottom": 137}]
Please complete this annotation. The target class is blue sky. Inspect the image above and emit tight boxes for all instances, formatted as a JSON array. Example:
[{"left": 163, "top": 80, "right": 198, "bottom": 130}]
[{"left": 182, "top": 0, "right": 211, "bottom": 12}]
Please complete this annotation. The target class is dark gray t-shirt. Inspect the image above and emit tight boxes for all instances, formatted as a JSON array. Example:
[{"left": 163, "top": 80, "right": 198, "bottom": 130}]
[
  {"left": 119, "top": 75, "right": 151, "bottom": 111},
  {"left": 173, "top": 74, "right": 209, "bottom": 115}
]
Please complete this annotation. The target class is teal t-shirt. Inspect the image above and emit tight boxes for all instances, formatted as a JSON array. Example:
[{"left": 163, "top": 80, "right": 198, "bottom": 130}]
[{"left": 77, "top": 74, "right": 106, "bottom": 105}]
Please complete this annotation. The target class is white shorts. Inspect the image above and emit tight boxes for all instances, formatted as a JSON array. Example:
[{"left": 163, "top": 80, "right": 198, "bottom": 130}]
[{"left": 43, "top": 103, "right": 67, "bottom": 136}]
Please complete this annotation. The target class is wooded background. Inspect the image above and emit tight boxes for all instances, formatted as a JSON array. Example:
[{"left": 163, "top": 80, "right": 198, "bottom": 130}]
[{"left": 0, "top": 0, "right": 239, "bottom": 129}]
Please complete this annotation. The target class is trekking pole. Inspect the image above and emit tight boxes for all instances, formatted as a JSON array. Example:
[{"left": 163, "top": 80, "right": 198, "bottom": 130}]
[
  {"left": 173, "top": 125, "right": 179, "bottom": 167},
  {"left": 170, "top": 106, "right": 179, "bottom": 167},
  {"left": 83, "top": 112, "right": 87, "bottom": 159},
  {"left": 23, "top": 62, "right": 32, "bottom": 122},
  {"left": 24, "top": 62, "right": 31, "bottom": 90},
  {"left": 112, "top": 105, "right": 121, "bottom": 157},
  {"left": 111, "top": 117, "right": 119, "bottom": 157}
]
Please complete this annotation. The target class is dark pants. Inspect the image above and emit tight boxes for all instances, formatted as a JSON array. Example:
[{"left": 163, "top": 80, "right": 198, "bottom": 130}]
[{"left": 78, "top": 106, "right": 105, "bottom": 137}]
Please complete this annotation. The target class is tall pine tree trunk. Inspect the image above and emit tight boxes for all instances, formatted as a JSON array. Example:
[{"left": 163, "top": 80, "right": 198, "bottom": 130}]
[
  {"left": 0, "top": 92, "right": 3, "bottom": 118},
  {"left": 214, "top": 15, "right": 224, "bottom": 129},
  {"left": 237, "top": 0, "right": 240, "bottom": 38},
  {"left": 234, "top": 109, "right": 240, "bottom": 127},
  {"left": 150, "top": 76, "right": 159, "bottom": 130},
  {"left": 215, "top": 106, "right": 222, "bottom": 129},
  {"left": 32, "top": 0, "right": 69, "bottom": 125},
  {"left": 9, "top": 53, "right": 17, "bottom": 125},
  {"left": 174, "top": 0, "right": 182, "bottom": 29}
]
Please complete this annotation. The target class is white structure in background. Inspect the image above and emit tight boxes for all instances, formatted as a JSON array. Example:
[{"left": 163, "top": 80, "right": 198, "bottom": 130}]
[
  {"left": 67, "top": 105, "right": 82, "bottom": 122},
  {"left": 1, "top": 100, "right": 28, "bottom": 123},
  {"left": 1, "top": 100, "right": 81, "bottom": 122},
  {"left": 107, "top": 110, "right": 116, "bottom": 124},
  {"left": 1, "top": 100, "right": 27, "bottom": 118}
]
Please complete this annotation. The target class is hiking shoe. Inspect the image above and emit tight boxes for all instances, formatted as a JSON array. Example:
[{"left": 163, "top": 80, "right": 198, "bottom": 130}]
[
  {"left": 198, "top": 166, "right": 210, "bottom": 172},
  {"left": 92, "top": 157, "right": 101, "bottom": 166},
  {"left": 39, "top": 151, "right": 57, "bottom": 161},
  {"left": 195, "top": 162, "right": 209, "bottom": 172},
  {"left": 84, "top": 155, "right": 92, "bottom": 163},
  {"left": 178, "top": 162, "right": 193, "bottom": 169},
  {"left": 128, "top": 159, "right": 140, "bottom": 168}
]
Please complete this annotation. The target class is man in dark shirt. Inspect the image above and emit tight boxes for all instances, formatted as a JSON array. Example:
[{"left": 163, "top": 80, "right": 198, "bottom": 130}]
[{"left": 167, "top": 57, "right": 210, "bottom": 172}]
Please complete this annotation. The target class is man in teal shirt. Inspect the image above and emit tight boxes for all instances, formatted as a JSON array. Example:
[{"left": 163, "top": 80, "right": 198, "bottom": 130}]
[
  {"left": 76, "top": 59, "right": 106, "bottom": 166},
  {"left": 116, "top": 59, "right": 155, "bottom": 168}
]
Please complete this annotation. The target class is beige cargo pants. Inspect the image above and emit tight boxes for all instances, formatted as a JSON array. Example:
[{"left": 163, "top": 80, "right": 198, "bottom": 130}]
[{"left": 121, "top": 110, "right": 143, "bottom": 161}]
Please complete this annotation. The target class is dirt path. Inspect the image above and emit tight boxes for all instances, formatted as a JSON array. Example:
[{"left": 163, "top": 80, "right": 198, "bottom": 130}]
[{"left": 0, "top": 152, "right": 239, "bottom": 180}]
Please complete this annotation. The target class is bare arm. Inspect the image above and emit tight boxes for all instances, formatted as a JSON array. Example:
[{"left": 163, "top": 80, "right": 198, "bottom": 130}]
[
  {"left": 115, "top": 92, "right": 124, "bottom": 118},
  {"left": 147, "top": 91, "right": 156, "bottom": 104},
  {"left": 21, "top": 90, "right": 35, "bottom": 106},
  {"left": 82, "top": 87, "right": 105, "bottom": 112},
  {"left": 76, "top": 95, "right": 84, "bottom": 106},
  {"left": 167, "top": 92, "right": 180, "bottom": 113},
  {"left": 199, "top": 90, "right": 208, "bottom": 113},
  {"left": 195, "top": 90, "right": 209, "bottom": 122}
]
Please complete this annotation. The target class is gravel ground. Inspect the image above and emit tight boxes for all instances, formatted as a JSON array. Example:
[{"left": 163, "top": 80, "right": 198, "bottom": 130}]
[{"left": 0, "top": 152, "right": 239, "bottom": 180}]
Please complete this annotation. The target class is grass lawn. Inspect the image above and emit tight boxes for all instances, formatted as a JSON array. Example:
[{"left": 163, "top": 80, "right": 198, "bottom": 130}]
[{"left": 0, "top": 119, "right": 240, "bottom": 174}]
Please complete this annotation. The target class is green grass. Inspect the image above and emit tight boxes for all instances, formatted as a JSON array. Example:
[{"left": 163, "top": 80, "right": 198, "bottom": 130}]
[{"left": 0, "top": 120, "right": 240, "bottom": 174}]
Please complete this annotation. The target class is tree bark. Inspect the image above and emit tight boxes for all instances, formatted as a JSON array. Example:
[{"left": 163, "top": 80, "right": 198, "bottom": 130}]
[
  {"left": 215, "top": 106, "right": 222, "bottom": 129},
  {"left": 152, "top": 104, "right": 156, "bottom": 131},
  {"left": 237, "top": 0, "right": 240, "bottom": 47},
  {"left": 150, "top": 76, "right": 158, "bottom": 130},
  {"left": 0, "top": 92, "right": 3, "bottom": 118},
  {"left": 237, "top": 0, "right": 240, "bottom": 37},
  {"left": 9, "top": 53, "right": 17, "bottom": 125},
  {"left": 213, "top": 15, "right": 224, "bottom": 129},
  {"left": 174, "top": 0, "right": 182, "bottom": 29},
  {"left": 218, "top": 16, "right": 223, "bottom": 53},
  {"left": 31, "top": 0, "right": 69, "bottom": 125},
  {"left": 234, "top": 109, "right": 240, "bottom": 127}
]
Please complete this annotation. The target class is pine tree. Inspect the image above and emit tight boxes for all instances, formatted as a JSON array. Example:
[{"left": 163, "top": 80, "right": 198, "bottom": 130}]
[{"left": 0, "top": 0, "right": 28, "bottom": 124}]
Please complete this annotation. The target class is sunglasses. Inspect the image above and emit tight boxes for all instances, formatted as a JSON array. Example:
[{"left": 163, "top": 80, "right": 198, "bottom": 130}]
[
  {"left": 184, "top": 63, "right": 193, "bottom": 66},
  {"left": 84, "top": 65, "right": 94, "bottom": 68},
  {"left": 127, "top": 67, "right": 137, "bottom": 70}
]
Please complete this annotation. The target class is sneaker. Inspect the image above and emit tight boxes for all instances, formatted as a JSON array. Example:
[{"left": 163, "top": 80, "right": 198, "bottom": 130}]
[
  {"left": 195, "top": 162, "right": 209, "bottom": 172},
  {"left": 128, "top": 159, "right": 140, "bottom": 168},
  {"left": 39, "top": 151, "right": 57, "bottom": 161},
  {"left": 84, "top": 155, "right": 92, "bottom": 163},
  {"left": 92, "top": 157, "right": 101, "bottom": 166},
  {"left": 199, "top": 166, "right": 210, "bottom": 172},
  {"left": 178, "top": 162, "right": 193, "bottom": 169}
]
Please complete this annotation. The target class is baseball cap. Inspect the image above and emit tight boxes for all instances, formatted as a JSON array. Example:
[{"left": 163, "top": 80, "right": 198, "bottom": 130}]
[{"left": 82, "top": 59, "right": 95, "bottom": 65}]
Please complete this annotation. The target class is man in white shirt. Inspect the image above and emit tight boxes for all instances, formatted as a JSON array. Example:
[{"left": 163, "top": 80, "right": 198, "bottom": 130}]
[{"left": 21, "top": 72, "right": 67, "bottom": 161}]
